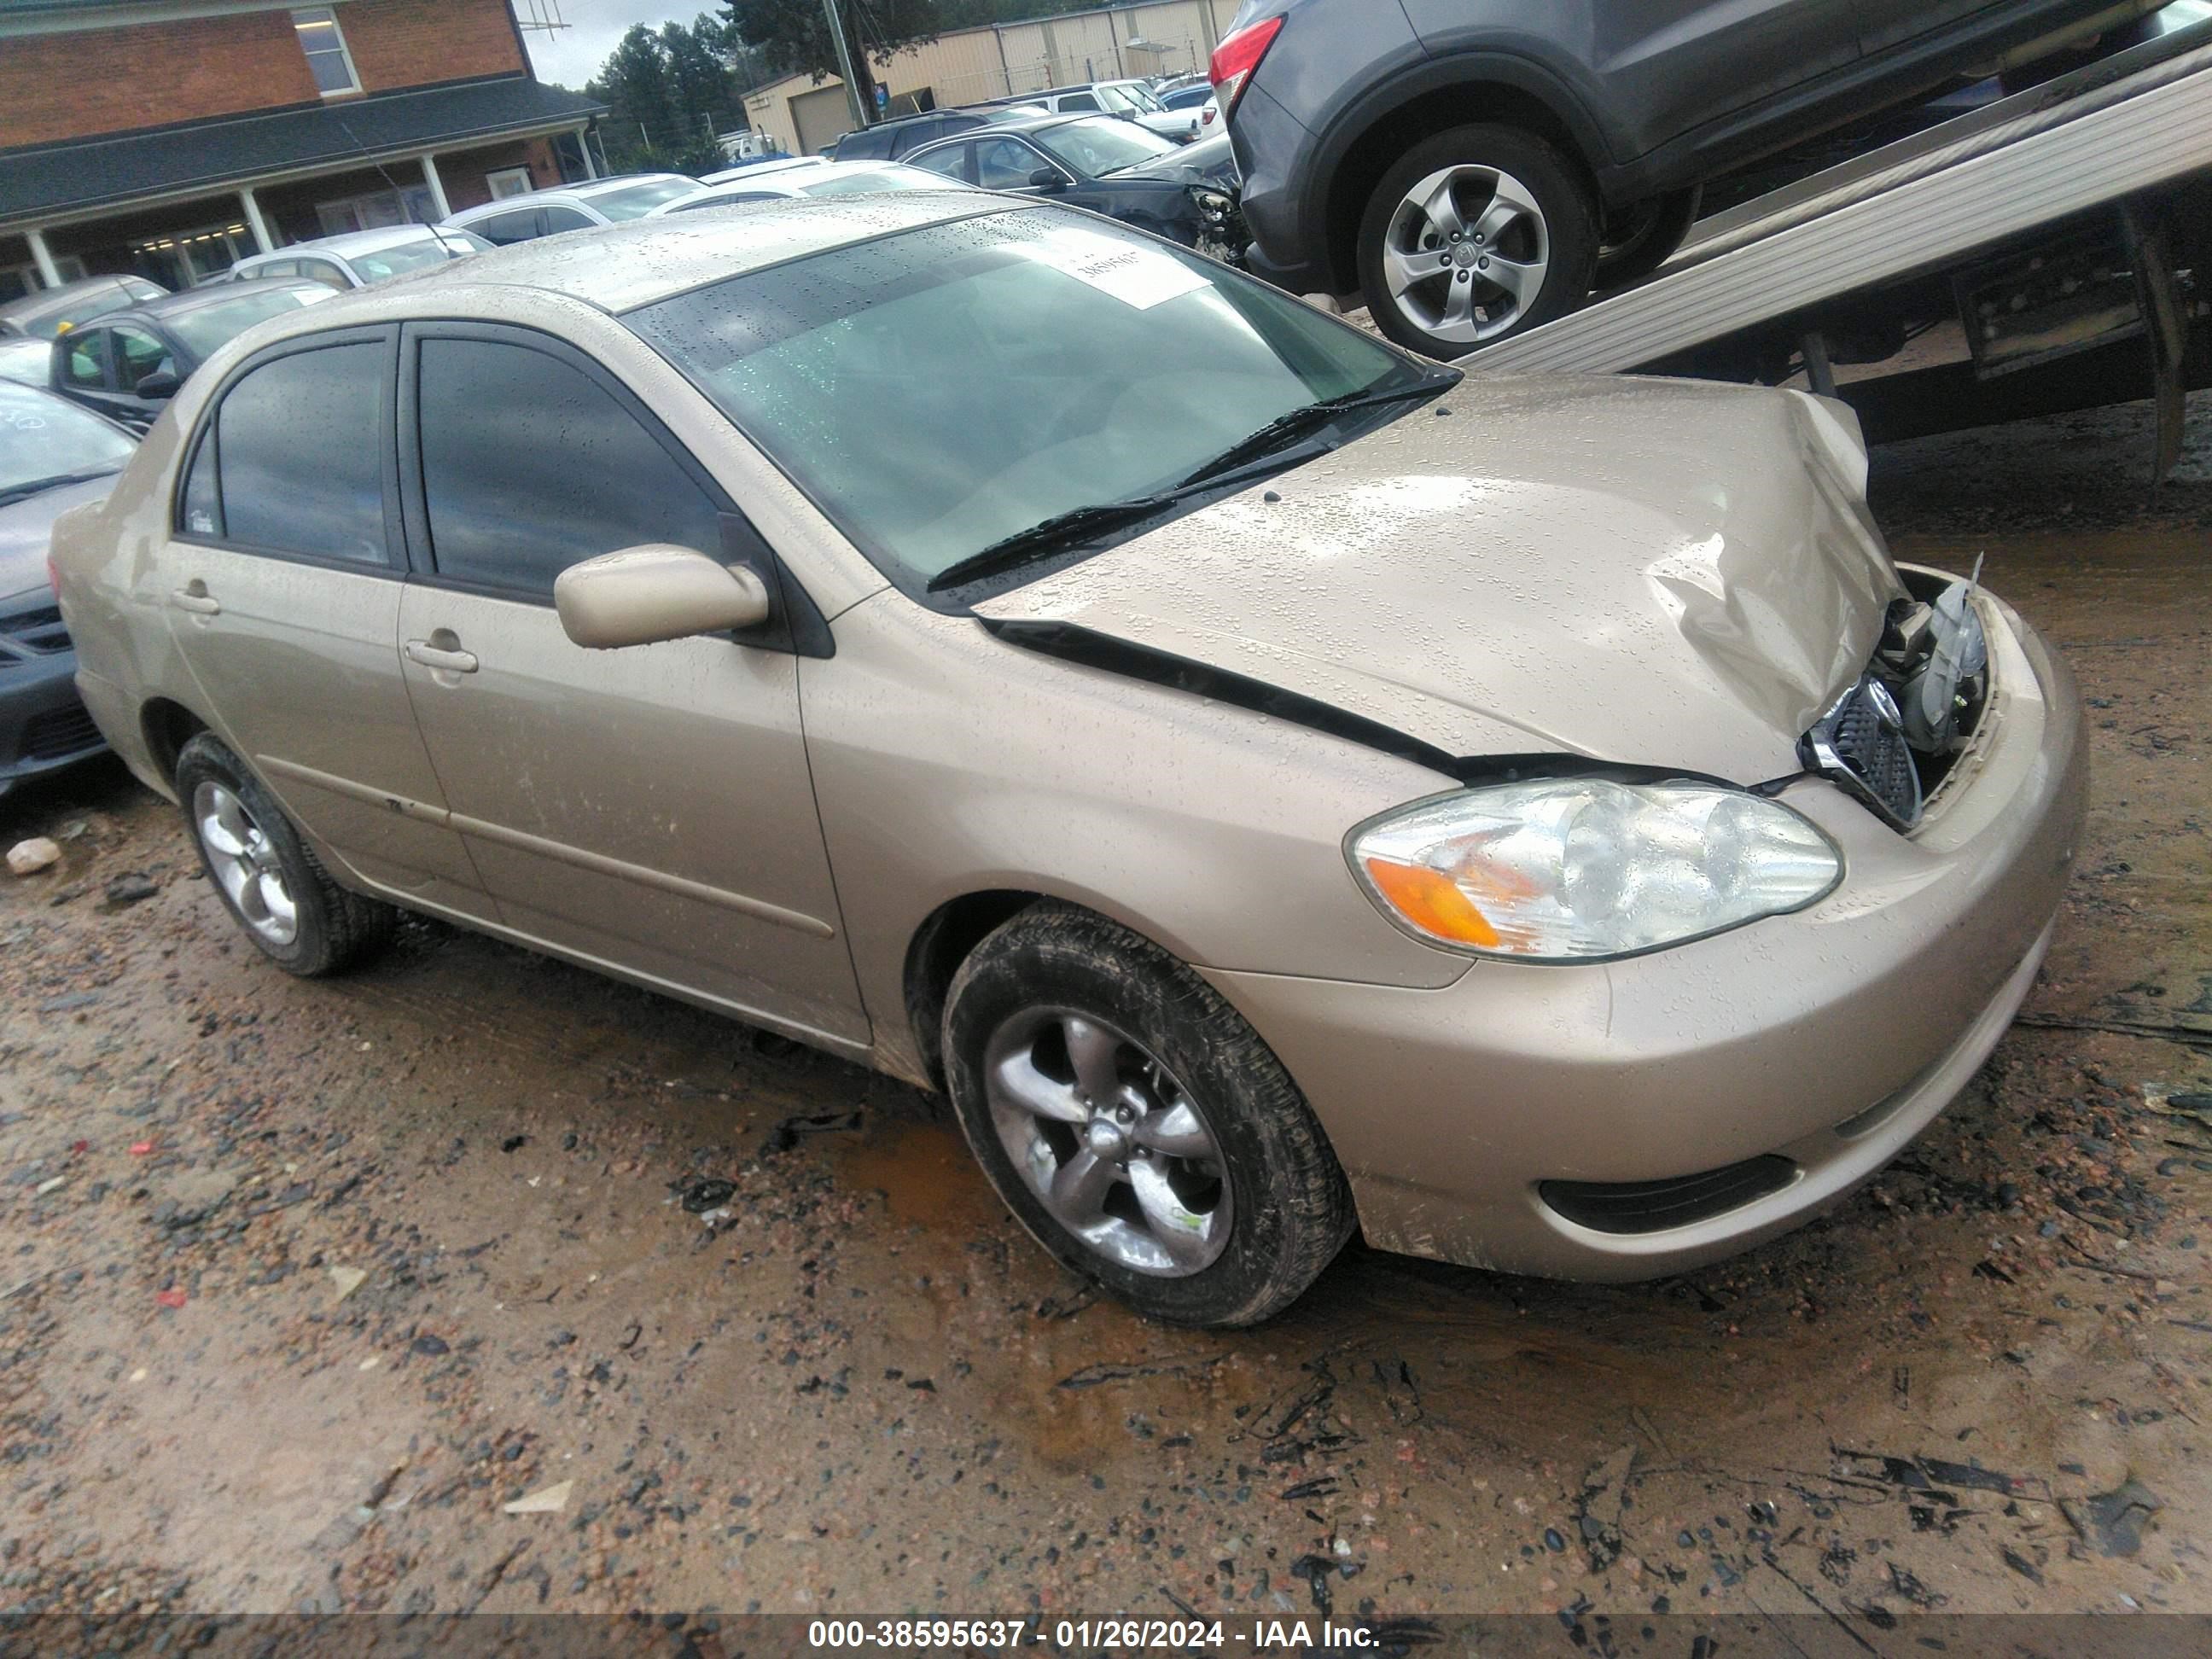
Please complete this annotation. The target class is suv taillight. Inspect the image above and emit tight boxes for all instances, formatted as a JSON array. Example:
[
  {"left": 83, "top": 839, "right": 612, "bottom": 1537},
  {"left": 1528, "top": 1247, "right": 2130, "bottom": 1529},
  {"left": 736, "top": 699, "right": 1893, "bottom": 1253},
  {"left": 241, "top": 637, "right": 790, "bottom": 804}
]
[{"left": 1208, "top": 15, "right": 1284, "bottom": 123}]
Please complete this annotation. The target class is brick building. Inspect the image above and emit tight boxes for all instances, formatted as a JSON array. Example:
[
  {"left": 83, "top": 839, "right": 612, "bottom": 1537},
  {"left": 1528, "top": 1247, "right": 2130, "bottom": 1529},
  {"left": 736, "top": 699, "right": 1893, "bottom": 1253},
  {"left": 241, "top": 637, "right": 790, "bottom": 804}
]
[{"left": 0, "top": 0, "right": 606, "bottom": 298}]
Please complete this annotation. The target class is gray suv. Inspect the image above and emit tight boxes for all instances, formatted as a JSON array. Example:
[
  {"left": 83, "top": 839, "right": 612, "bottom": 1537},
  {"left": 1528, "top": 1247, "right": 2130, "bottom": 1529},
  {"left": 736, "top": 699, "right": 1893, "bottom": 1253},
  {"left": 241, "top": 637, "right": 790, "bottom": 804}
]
[{"left": 1217, "top": 0, "right": 2164, "bottom": 355}]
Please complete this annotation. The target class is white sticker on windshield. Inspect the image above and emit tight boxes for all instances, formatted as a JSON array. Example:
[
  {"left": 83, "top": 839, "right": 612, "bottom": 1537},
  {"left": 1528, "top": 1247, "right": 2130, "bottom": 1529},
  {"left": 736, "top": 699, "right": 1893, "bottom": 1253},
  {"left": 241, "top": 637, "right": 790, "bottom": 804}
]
[{"left": 1012, "top": 224, "right": 1210, "bottom": 311}]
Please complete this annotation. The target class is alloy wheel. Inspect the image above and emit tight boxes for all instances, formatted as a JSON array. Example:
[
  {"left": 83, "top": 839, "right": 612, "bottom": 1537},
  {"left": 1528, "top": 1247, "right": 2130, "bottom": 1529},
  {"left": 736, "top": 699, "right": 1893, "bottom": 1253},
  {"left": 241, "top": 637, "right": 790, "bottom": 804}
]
[
  {"left": 193, "top": 780, "right": 300, "bottom": 947},
  {"left": 983, "top": 1006, "right": 1233, "bottom": 1278},
  {"left": 1380, "top": 164, "right": 1551, "bottom": 346}
]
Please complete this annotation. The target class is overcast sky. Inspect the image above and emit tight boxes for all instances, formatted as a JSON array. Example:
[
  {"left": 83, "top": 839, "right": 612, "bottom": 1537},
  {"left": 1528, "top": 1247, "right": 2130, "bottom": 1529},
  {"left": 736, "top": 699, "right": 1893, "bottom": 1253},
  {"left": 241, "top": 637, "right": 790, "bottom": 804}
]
[{"left": 521, "top": 0, "right": 709, "bottom": 90}]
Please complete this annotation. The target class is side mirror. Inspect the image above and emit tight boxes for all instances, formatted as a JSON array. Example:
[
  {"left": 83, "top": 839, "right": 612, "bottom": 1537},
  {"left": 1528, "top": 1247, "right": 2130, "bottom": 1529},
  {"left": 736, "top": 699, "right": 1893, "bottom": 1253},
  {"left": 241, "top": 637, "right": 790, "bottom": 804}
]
[
  {"left": 134, "top": 370, "right": 181, "bottom": 399},
  {"left": 1028, "top": 167, "right": 1068, "bottom": 191},
  {"left": 555, "top": 544, "right": 771, "bottom": 649}
]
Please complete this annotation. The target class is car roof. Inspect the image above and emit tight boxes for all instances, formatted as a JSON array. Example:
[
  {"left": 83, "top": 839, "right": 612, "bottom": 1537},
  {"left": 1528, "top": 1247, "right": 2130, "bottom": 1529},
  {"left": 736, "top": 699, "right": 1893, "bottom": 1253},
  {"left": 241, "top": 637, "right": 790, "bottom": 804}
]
[
  {"left": 699, "top": 155, "right": 826, "bottom": 184},
  {"left": 116, "top": 277, "right": 331, "bottom": 322},
  {"left": 0, "top": 274, "right": 149, "bottom": 325},
  {"left": 446, "top": 174, "right": 693, "bottom": 218},
  {"left": 244, "top": 224, "right": 458, "bottom": 259},
  {"left": 262, "top": 194, "right": 1014, "bottom": 317},
  {"left": 921, "top": 110, "right": 1084, "bottom": 141}
]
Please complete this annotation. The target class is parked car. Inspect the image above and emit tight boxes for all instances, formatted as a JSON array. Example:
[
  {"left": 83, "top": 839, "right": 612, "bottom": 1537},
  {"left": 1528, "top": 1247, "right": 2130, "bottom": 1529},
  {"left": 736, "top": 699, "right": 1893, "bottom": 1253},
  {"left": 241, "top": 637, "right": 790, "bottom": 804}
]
[
  {"left": 0, "top": 274, "right": 166, "bottom": 341},
  {"left": 905, "top": 115, "right": 1241, "bottom": 254},
  {"left": 699, "top": 156, "right": 830, "bottom": 187},
  {"left": 1214, "top": 0, "right": 2170, "bottom": 355},
  {"left": 439, "top": 174, "right": 701, "bottom": 246},
  {"left": 1156, "top": 79, "right": 1225, "bottom": 143},
  {"left": 830, "top": 107, "right": 1033, "bottom": 163},
  {"left": 49, "top": 278, "right": 336, "bottom": 430},
  {"left": 225, "top": 225, "right": 492, "bottom": 290},
  {"left": 53, "top": 201, "right": 2084, "bottom": 1327},
  {"left": 995, "top": 79, "right": 1196, "bottom": 143},
  {"left": 649, "top": 161, "right": 975, "bottom": 215},
  {"left": 1, "top": 382, "right": 136, "bottom": 794},
  {"left": 0, "top": 337, "right": 53, "bottom": 387}
]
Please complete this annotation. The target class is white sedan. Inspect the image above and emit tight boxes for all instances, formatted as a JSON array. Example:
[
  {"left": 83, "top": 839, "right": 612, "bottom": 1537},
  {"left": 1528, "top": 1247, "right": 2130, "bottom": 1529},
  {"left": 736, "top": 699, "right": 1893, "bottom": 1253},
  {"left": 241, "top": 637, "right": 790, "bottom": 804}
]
[{"left": 649, "top": 160, "right": 973, "bottom": 215}]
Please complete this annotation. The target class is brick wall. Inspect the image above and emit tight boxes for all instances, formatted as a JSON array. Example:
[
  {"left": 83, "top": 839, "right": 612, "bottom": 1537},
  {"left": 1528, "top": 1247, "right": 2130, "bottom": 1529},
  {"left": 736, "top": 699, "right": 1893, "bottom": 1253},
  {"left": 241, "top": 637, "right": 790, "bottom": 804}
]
[
  {"left": 342, "top": 0, "right": 527, "bottom": 98},
  {"left": 0, "top": 1, "right": 527, "bottom": 152},
  {"left": 0, "top": 11, "right": 317, "bottom": 148},
  {"left": 438, "top": 137, "right": 560, "bottom": 215}
]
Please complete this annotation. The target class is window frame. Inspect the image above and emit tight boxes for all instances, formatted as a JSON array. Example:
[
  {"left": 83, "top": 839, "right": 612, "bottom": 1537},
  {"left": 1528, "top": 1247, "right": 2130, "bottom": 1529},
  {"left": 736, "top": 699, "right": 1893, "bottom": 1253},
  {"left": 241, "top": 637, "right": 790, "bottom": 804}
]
[
  {"left": 59, "top": 326, "right": 114, "bottom": 393},
  {"left": 908, "top": 140, "right": 976, "bottom": 185},
  {"left": 169, "top": 324, "right": 405, "bottom": 576},
  {"left": 291, "top": 6, "right": 363, "bottom": 97},
  {"left": 393, "top": 319, "right": 830, "bottom": 656},
  {"left": 108, "top": 323, "right": 173, "bottom": 393}
]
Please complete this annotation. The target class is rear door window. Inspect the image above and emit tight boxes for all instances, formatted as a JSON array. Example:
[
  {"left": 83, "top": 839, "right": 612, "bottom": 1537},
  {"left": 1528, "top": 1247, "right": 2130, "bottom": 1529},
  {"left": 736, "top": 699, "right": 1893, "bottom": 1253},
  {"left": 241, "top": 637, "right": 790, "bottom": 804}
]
[
  {"left": 61, "top": 329, "right": 110, "bottom": 390},
  {"left": 540, "top": 205, "right": 595, "bottom": 233},
  {"left": 413, "top": 334, "right": 723, "bottom": 597},
  {"left": 214, "top": 341, "right": 391, "bottom": 564},
  {"left": 111, "top": 324, "right": 172, "bottom": 390},
  {"left": 975, "top": 138, "right": 1045, "bottom": 190},
  {"left": 469, "top": 208, "right": 543, "bottom": 246},
  {"left": 911, "top": 143, "right": 975, "bottom": 184}
]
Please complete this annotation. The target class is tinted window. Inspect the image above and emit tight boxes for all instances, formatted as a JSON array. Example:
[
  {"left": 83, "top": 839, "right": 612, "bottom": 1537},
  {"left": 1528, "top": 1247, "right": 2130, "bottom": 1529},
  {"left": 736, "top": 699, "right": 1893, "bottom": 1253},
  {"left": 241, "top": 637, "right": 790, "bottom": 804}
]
[
  {"left": 296, "top": 259, "right": 351, "bottom": 289},
  {"left": 111, "top": 324, "right": 172, "bottom": 388},
  {"left": 579, "top": 179, "right": 699, "bottom": 220},
  {"left": 61, "top": 331, "right": 108, "bottom": 390},
  {"left": 217, "top": 342, "right": 387, "bottom": 562},
  {"left": 416, "top": 337, "right": 721, "bottom": 595},
  {"left": 180, "top": 428, "right": 222, "bottom": 538},
  {"left": 975, "top": 139, "right": 1044, "bottom": 190},
  {"left": 910, "top": 144, "right": 970, "bottom": 183},
  {"left": 539, "top": 205, "right": 595, "bottom": 234},
  {"left": 1060, "top": 92, "right": 1100, "bottom": 112},
  {"left": 470, "top": 209, "right": 542, "bottom": 246}
]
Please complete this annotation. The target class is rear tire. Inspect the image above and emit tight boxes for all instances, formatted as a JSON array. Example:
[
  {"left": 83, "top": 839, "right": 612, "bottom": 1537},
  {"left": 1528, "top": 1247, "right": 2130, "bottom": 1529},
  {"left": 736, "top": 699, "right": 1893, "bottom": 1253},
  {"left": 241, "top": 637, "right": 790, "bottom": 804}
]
[
  {"left": 176, "top": 733, "right": 396, "bottom": 977},
  {"left": 1595, "top": 187, "right": 1701, "bottom": 291},
  {"left": 942, "top": 903, "right": 1354, "bottom": 1327},
  {"left": 1356, "top": 123, "right": 1599, "bottom": 359}
]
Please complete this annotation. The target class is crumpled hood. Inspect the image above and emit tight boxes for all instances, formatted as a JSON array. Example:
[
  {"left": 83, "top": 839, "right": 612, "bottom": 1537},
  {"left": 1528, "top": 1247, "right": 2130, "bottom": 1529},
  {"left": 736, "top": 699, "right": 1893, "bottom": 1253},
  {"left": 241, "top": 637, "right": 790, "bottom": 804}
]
[
  {"left": 1109, "top": 132, "right": 1238, "bottom": 189},
  {"left": 0, "top": 472, "right": 120, "bottom": 604},
  {"left": 976, "top": 376, "right": 1904, "bottom": 783}
]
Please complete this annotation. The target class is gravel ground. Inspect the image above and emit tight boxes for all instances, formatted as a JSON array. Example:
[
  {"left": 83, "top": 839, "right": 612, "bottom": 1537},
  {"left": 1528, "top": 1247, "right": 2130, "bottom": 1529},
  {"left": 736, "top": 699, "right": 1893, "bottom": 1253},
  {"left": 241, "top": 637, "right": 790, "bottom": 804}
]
[{"left": 1, "top": 393, "right": 2208, "bottom": 1629}]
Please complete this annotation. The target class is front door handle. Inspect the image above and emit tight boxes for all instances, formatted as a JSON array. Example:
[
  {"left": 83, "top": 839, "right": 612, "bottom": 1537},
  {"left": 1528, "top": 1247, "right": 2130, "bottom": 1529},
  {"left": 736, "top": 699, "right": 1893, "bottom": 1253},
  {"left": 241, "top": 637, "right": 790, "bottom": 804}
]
[
  {"left": 405, "top": 638, "right": 479, "bottom": 674},
  {"left": 169, "top": 583, "right": 220, "bottom": 616}
]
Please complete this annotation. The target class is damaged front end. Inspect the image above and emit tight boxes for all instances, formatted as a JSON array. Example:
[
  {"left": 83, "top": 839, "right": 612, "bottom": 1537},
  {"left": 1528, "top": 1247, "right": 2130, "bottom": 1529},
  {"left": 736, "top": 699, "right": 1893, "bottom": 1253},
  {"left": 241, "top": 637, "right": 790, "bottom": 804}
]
[{"left": 1802, "top": 563, "right": 1993, "bottom": 832}]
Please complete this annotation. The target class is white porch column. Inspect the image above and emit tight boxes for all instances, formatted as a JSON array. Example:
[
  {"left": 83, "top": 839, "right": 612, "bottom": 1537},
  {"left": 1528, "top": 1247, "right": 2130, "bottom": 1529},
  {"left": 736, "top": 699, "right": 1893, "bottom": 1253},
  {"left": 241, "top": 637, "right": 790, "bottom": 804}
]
[
  {"left": 24, "top": 228, "right": 61, "bottom": 288},
  {"left": 238, "top": 187, "right": 274, "bottom": 253},
  {"left": 416, "top": 154, "right": 451, "bottom": 221},
  {"left": 577, "top": 125, "right": 599, "bottom": 180}
]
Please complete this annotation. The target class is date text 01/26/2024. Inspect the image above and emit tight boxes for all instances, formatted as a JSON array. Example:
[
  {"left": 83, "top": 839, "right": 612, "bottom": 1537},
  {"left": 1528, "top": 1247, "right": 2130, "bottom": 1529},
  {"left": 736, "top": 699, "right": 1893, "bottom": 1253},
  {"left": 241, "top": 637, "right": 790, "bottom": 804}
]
[{"left": 806, "top": 1619, "right": 1383, "bottom": 1650}]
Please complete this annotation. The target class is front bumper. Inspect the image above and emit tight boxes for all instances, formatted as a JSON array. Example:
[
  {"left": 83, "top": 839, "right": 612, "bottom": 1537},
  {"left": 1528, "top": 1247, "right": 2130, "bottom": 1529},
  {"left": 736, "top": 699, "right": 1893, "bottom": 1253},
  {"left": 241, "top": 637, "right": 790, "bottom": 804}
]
[
  {"left": 1204, "top": 589, "right": 2087, "bottom": 1281},
  {"left": 0, "top": 601, "right": 105, "bottom": 795}
]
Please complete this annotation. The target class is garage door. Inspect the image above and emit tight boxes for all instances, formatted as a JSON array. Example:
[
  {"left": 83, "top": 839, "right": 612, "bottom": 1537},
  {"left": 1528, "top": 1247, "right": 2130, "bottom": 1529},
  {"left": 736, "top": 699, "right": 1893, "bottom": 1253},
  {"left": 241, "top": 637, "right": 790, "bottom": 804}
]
[{"left": 791, "top": 85, "right": 851, "bottom": 155}]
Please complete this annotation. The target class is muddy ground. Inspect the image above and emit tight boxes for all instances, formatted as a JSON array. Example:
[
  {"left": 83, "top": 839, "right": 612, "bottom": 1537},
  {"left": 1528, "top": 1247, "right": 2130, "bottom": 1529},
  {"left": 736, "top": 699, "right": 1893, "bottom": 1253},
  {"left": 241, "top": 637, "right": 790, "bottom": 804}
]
[{"left": 2, "top": 394, "right": 2209, "bottom": 1630}]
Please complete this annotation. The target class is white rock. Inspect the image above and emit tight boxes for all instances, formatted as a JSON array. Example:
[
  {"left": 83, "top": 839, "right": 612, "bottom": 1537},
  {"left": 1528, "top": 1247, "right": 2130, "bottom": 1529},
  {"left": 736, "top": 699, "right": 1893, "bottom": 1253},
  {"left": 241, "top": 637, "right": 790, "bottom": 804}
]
[
  {"left": 503, "top": 1480, "right": 573, "bottom": 1515},
  {"left": 7, "top": 838, "right": 61, "bottom": 876}
]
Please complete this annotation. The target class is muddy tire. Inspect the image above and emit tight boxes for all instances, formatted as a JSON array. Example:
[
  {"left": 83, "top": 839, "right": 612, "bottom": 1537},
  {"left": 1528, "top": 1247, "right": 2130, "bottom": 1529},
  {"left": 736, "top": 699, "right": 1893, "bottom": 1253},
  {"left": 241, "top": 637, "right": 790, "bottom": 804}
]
[
  {"left": 1357, "top": 123, "right": 1599, "bottom": 359},
  {"left": 942, "top": 902, "right": 1354, "bottom": 1327},
  {"left": 176, "top": 733, "right": 395, "bottom": 977}
]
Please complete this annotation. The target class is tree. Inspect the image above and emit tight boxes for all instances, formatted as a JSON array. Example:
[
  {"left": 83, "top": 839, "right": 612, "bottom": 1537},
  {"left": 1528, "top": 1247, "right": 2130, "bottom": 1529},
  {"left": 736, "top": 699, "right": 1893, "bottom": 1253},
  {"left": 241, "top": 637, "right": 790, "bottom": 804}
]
[
  {"left": 724, "top": 0, "right": 953, "bottom": 120},
  {"left": 585, "top": 16, "right": 742, "bottom": 176}
]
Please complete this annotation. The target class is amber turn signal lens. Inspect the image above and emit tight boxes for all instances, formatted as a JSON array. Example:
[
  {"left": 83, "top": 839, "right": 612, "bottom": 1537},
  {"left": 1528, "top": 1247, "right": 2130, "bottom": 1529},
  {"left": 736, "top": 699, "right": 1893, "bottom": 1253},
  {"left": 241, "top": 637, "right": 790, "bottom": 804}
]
[{"left": 1360, "top": 858, "right": 1502, "bottom": 949}]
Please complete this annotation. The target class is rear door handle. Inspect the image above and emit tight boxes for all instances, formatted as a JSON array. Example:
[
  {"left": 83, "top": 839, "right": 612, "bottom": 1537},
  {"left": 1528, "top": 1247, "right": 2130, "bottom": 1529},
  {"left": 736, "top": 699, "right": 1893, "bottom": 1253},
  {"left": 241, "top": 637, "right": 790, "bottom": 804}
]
[
  {"left": 169, "top": 585, "right": 220, "bottom": 616},
  {"left": 405, "top": 639, "right": 479, "bottom": 674}
]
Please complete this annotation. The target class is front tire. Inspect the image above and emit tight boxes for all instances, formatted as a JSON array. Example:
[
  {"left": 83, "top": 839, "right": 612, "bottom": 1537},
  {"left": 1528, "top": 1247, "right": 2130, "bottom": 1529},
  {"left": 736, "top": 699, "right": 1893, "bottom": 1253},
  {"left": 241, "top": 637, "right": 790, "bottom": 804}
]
[
  {"left": 1595, "top": 187, "right": 1700, "bottom": 291},
  {"left": 1356, "top": 124, "right": 1599, "bottom": 358},
  {"left": 176, "top": 733, "right": 395, "bottom": 977},
  {"left": 942, "top": 903, "right": 1353, "bottom": 1327}
]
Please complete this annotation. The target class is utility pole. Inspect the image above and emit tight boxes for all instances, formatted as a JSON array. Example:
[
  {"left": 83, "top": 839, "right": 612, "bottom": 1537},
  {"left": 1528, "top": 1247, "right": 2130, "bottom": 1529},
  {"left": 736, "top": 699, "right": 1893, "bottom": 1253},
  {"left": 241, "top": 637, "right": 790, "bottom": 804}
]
[{"left": 821, "top": 0, "right": 870, "bottom": 129}]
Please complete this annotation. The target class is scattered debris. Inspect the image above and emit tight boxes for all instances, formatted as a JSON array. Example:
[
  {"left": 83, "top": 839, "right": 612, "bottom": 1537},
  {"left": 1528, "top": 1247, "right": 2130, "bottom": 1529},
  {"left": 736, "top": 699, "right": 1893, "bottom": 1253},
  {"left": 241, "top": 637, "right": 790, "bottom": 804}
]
[
  {"left": 329, "top": 1266, "right": 367, "bottom": 1302},
  {"left": 2062, "top": 1478, "right": 2163, "bottom": 1557},
  {"left": 104, "top": 873, "right": 160, "bottom": 906},
  {"left": 1057, "top": 1357, "right": 1225, "bottom": 1391},
  {"left": 8, "top": 837, "right": 61, "bottom": 876},
  {"left": 761, "top": 1111, "right": 864, "bottom": 1155},
  {"left": 155, "top": 1289, "right": 187, "bottom": 1310},
  {"left": 502, "top": 1481, "right": 573, "bottom": 1516},
  {"left": 675, "top": 1177, "right": 736, "bottom": 1214}
]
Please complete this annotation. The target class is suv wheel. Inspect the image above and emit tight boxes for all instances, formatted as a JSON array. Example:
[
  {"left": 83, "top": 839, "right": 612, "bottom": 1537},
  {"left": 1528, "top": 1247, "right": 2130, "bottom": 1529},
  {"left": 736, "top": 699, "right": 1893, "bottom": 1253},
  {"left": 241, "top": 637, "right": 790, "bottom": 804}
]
[
  {"left": 1357, "top": 124, "right": 1598, "bottom": 358},
  {"left": 1595, "top": 187, "right": 1701, "bottom": 292},
  {"left": 942, "top": 903, "right": 1354, "bottom": 1327}
]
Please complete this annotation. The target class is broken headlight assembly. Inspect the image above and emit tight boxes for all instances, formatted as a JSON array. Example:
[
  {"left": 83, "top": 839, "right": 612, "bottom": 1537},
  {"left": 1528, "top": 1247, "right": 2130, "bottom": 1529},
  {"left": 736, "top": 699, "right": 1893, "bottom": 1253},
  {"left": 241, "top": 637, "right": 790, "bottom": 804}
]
[{"left": 1348, "top": 778, "right": 1842, "bottom": 963}]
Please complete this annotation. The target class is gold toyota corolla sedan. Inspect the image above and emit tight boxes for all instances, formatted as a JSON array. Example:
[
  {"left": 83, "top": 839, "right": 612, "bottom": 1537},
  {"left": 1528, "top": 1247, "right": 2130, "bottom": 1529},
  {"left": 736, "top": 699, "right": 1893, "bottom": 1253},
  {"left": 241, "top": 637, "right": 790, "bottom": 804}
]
[{"left": 51, "top": 196, "right": 2085, "bottom": 1327}]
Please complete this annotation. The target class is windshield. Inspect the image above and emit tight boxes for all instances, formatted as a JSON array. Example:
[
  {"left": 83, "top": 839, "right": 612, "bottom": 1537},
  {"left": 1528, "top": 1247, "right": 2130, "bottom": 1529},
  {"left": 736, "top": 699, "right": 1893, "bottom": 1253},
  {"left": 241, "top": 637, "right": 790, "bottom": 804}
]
[
  {"left": 1111, "top": 82, "right": 1165, "bottom": 113},
  {"left": 0, "top": 382, "right": 136, "bottom": 497},
  {"left": 585, "top": 179, "right": 705, "bottom": 220},
  {"left": 626, "top": 209, "right": 1430, "bottom": 591},
  {"left": 166, "top": 286, "right": 334, "bottom": 360},
  {"left": 1033, "top": 118, "right": 1176, "bottom": 178},
  {"left": 350, "top": 236, "right": 472, "bottom": 282}
]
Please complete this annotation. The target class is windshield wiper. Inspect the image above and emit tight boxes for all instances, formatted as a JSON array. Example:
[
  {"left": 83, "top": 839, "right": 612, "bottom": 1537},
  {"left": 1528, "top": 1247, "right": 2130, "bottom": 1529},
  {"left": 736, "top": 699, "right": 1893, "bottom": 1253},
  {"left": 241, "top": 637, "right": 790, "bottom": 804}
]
[
  {"left": 0, "top": 469, "right": 118, "bottom": 508},
  {"left": 927, "top": 496, "right": 1176, "bottom": 593},
  {"left": 1176, "top": 380, "right": 1452, "bottom": 490}
]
